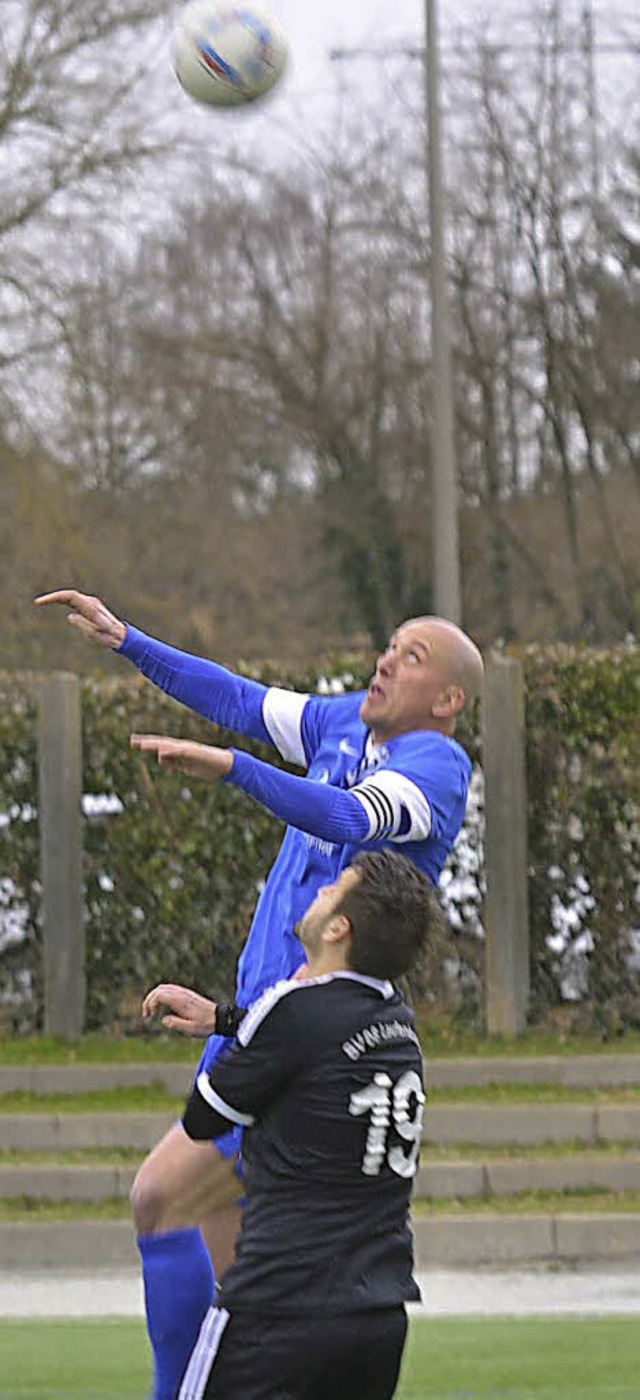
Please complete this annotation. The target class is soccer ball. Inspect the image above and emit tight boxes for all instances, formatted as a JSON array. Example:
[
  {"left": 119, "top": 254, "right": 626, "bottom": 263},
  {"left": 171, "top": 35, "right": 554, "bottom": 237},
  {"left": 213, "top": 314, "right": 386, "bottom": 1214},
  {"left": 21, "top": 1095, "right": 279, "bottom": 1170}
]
[{"left": 172, "top": 1, "right": 288, "bottom": 108}]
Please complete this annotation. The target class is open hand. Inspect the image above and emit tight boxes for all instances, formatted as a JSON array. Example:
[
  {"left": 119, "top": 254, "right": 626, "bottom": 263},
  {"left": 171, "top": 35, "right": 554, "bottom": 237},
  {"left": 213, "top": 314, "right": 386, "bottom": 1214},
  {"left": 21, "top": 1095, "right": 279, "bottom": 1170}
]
[
  {"left": 142, "top": 983, "right": 218, "bottom": 1037},
  {"left": 131, "top": 735, "right": 234, "bottom": 781},
  {"left": 35, "top": 589, "right": 126, "bottom": 650}
]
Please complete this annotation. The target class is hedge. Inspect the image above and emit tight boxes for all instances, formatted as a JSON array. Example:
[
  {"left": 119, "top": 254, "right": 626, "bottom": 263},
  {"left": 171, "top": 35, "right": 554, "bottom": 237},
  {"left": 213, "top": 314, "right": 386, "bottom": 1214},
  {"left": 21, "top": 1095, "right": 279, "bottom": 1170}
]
[{"left": 0, "top": 642, "right": 638, "bottom": 1033}]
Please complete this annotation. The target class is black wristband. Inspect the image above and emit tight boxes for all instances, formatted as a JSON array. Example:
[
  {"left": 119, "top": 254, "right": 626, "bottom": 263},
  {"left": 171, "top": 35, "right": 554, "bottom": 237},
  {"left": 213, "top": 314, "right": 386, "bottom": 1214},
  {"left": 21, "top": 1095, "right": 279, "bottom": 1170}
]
[{"left": 214, "top": 1003, "right": 247, "bottom": 1037}]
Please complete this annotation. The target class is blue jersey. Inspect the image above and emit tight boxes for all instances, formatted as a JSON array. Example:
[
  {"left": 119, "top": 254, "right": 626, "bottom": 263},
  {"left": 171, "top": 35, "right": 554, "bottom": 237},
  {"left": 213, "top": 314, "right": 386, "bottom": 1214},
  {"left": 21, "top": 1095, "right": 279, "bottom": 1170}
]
[
  {"left": 234, "top": 687, "right": 470, "bottom": 1007},
  {"left": 118, "top": 628, "right": 471, "bottom": 1076}
]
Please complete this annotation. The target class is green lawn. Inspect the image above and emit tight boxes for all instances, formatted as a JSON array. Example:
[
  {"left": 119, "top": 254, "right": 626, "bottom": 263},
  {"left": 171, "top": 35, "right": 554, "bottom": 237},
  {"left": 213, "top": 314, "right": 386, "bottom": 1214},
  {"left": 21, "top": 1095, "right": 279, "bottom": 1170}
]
[
  {"left": 2, "top": 1023, "right": 640, "bottom": 1064},
  {"left": 4, "top": 1187, "right": 640, "bottom": 1223},
  {"left": 401, "top": 1316, "right": 640, "bottom": 1398},
  {"left": 3, "top": 1079, "right": 640, "bottom": 1115},
  {"left": 0, "top": 1085, "right": 182, "bottom": 1114},
  {"left": 0, "top": 1035, "right": 198, "bottom": 1066},
  {"left": 0, "top": 1316, "right": 638, "bottom": 1399}
]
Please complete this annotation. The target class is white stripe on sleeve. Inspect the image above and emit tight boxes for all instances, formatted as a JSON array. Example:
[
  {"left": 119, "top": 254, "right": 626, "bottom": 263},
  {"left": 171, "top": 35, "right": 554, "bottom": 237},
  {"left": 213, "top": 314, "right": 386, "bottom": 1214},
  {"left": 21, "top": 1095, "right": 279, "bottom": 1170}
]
[
  {"left": 237, "top": 978, "right": 301, "bottom": 1046},
  {"left": 352, "top": 770, "right": 432, "bottom": 843},
  {"left": 195, "top": 1072, "right": 255, "bottom": 1127},
  {"left": 262, "top": 687, "right": 310, "bottom": 765},
  {"left": 238, "top": 972, "right": 396, "bottom": 1048}
]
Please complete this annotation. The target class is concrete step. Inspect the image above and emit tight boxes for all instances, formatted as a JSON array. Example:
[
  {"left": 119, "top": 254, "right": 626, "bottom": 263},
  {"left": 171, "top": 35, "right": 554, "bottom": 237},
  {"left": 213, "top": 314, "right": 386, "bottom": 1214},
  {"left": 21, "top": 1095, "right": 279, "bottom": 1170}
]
[
  {"left": 0, "top": 1064, "right": 192, "bottom": 1096},
  {"left": 1, "top": 1054, "right": 640, "bottom": 1094},
  {"left": 0, "top": 1112, "right": 176, "bottom": 1152},
  {"left": 424, "top": 1055, "right": 640, "bottom": 1090},
  {"left": 412, "top": 1213, "right": 640, "bottom": 1268},
  {"left": 0, "top": 1163, "right": 138, "bottom": 1201},
  {"left": 2, "top": 1212, "right": 640, "bottom": 1270},
  {"left": 415, "top": 1154, "right": 640, "bottom": 1199},
  {"left": 423, "top": 1103, "right": 640, "bottom": 1147},
  {"left": 3, "top": 1104, "right": 640, "bottom": 1152},
  {"left": 1, "top": 1154, "right": 639, "bottom": 1203}
]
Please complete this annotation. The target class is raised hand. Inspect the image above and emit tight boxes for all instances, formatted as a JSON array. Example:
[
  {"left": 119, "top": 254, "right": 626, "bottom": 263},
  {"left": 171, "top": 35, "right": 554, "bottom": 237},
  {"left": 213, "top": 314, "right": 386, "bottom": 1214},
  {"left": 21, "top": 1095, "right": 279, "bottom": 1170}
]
[
  {"left": 142, "top": 983, "right": 218, "bottom": 1037},
  {"left": 130, "top": 735, "right": 234, "bottom": 781},
  {"left": 35, "top": 589, "right": 126, "bottom": 649}
]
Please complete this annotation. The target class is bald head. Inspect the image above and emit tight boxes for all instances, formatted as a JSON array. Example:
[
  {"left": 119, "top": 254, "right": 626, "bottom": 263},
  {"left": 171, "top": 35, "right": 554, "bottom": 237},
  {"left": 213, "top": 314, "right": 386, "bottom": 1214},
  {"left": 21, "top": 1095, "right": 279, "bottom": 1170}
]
[
  {"left": 360, "top": 615, "right": 484, "bottom": 741},
  {"left": 403, "top": 617, "right": 484, "bottom": 705}
]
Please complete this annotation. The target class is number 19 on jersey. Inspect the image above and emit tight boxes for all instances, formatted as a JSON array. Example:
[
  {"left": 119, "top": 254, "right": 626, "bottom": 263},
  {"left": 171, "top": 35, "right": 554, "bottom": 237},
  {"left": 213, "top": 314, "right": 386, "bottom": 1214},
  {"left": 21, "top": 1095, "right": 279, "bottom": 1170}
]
[{"left": 349, "top": 1071, "right": 425, "bottom": 1178}]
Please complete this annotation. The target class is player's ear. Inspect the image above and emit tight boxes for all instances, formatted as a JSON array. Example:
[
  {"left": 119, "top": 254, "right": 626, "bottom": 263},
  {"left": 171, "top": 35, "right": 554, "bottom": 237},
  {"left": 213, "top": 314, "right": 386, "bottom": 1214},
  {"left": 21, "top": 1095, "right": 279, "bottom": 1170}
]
[
  {"left": 324, "top": 913, "right": 352, "bottom": 946},
  {"left": 432, "top": 684, "right": 465, "bottom": 719}
]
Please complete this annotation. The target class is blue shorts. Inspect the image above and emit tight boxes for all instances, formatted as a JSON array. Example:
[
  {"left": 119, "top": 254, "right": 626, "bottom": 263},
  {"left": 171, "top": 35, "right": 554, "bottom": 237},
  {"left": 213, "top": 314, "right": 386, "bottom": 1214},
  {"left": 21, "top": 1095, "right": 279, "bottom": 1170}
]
[
  {"left": 195, "top": 1033, "right": 243, "bottom": 1166},
  {"left": 211, "top": 1123, "right": 243, "bottom": 1162}
]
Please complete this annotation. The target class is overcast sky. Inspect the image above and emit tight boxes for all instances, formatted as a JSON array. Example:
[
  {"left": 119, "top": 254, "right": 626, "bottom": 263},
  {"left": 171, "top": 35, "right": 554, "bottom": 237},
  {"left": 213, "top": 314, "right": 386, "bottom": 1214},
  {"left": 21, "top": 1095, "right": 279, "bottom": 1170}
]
[
  {"left": 269, "top": 0, "right": 635, "bottom": 87},
  {"left": 163, "top": 1, "right": 637, "bottom": 165}
]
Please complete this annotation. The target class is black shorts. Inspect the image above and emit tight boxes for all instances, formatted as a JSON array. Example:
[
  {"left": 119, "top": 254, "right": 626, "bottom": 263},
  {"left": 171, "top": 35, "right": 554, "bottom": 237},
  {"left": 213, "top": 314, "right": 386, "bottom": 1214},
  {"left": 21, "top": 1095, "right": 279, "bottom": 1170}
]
[{"left": 178, "top": 1303, "right": 408, "bottom": 1400}]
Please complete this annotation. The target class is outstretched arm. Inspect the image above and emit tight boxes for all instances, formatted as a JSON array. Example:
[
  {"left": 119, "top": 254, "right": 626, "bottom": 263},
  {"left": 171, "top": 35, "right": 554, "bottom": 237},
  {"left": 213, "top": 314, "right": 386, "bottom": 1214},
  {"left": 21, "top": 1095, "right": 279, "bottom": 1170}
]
[
  {"left": 131, "top": 734, "right": 370, "bottom": 845},
  {"left": 131, "top": 734, "right": 435, "bottom": 847},
  {"left": 35, "top": 588, "right": 273, "bottom": 745}
]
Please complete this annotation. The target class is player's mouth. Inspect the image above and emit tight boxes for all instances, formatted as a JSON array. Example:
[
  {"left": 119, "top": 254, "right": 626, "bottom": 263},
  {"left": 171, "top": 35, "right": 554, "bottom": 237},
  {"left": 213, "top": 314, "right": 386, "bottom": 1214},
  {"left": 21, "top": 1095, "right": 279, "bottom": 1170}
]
[{"left": 368, "top": 680, "right": 386, "bottom": 701}]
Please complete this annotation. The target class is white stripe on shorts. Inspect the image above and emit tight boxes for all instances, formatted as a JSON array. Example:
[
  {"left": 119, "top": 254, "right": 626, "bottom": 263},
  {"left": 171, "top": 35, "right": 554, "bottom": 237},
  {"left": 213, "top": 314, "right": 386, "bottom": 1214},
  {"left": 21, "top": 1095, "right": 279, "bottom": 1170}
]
[{"left": 178, "top": 1305, "right": 230, "bottom": 1400}]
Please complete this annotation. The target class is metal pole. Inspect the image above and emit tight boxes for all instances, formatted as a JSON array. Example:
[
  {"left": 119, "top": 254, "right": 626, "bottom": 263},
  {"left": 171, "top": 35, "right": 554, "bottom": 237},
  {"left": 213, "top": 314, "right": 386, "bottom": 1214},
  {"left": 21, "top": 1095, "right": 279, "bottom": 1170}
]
[
  {"left": 38, "top": 673, "right": 85, "bottom": 1038},
  {"left": 424, "top": 0, "right": 461, "bottom": 623},
  {"left": 482, "top": 653, "right": 530, "bottom": 1034}
]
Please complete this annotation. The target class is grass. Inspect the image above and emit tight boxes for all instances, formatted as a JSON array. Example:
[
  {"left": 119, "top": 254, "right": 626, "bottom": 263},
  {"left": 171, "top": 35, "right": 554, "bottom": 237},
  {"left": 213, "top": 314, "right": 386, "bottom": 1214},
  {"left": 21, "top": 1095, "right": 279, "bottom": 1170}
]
[
  {"left": 3, "top": 1080, "right": 640, "bottom": 1114},
  {"left": 412, "top": 1189, "right": 640, "bottom": 1215},
  {"left": 0, "top": 1086, "right": 181, "bottom": 1113},
  {"left": 418, "top": 1140, "right": 640, "bottom": 1161},
  {"left": 427, "top": 1084, "right": 640, "bottom": 1104},
  {"left": 3, "top": 1023, "right": 640, "bottom": 1065},
  {"left": 401, "top": 1316, "right": 640, "bottom": 1399},
  {"left": 3, "top": 1188, "right": 640, "bottom": 1223},
  {"left": 415, "top": 1019, "right": 640, "bottom": 1060},
  {"left": 0, "top": 1316, "right": 639, "bottom": 1399},
  {"left": 2, "top": 1139, "right": 639, "bottom": 1168},
  {"left": 0, "top": 1199, "right": 130, "bottom": 1221},
  {"left": 0, "top": 1147, "right": 143, "bottom": 1165},
  {"left": 0, "top": 1034, "right": 198, "bottom": 1065}
]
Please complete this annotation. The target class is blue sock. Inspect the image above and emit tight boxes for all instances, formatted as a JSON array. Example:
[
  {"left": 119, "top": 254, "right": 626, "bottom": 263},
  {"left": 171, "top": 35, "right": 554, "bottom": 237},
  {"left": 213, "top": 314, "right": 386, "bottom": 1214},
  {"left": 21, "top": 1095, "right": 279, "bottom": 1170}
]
[{"left": 138, "top": 1228, "right": 215, "bottom": 1400}]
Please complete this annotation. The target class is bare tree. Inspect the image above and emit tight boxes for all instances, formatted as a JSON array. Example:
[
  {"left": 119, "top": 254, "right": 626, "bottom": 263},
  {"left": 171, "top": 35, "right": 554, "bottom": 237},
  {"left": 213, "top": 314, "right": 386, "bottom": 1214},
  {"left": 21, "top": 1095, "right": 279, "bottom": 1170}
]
[
  {"left": 8, "top": 8, "right": 637, "bottom": 658},
  {"left": 446, "top": 10, "right": 639, "bottom": 639},
  {"left": 0, "top": 0, "right": 182, "bottom": 439},
  {"left": 53, "top": 113, "right": 436, "bottom": 646}
]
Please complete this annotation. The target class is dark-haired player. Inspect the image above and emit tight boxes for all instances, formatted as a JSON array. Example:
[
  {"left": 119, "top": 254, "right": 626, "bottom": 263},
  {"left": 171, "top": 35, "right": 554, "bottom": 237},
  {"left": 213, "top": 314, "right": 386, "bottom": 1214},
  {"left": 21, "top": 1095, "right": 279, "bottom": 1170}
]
[{"left": 145, "top": 850, "right": 436, "bottom": 1400}]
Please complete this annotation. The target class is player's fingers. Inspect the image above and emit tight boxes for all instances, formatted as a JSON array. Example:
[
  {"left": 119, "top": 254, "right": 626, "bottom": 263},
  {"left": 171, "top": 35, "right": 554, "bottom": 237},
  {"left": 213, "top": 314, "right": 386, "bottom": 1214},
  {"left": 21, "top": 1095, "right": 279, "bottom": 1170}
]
[
  {"left": 161, "top": 1014, "right": 197, "bottom": 1036},
  {"left": 142, "top": 983, "right": 179, "bottom": 1015},
  {"left": 68, "top": 615, "right": 100, "bottom": 639},
  {"left": 151, "top": 981, "right": 185, "bottom": 1000},
  {"left": 130, "top": 733, "right": 172, "bottom": 751},
  {"left": 145, "top": 998, "right": 183, "bottom": 1022},
  {"left": 157, "top": 751, "right": 186, "bottom": 768},
  {"left": 142, "top": 992, "right": 163, "bottom": 1017},
  {"left": 34, "top": 589, "right": 78, "bottom": 607},
  {"left": 39, "top": 589, "right": 99, "bottom": 615}
]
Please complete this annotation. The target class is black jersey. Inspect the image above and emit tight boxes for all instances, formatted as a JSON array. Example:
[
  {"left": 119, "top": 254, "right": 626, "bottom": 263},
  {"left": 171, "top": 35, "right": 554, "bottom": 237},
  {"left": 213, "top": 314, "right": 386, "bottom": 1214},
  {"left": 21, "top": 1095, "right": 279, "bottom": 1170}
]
[{"left": 182, "top": 973, "right": 425, "bottom": 1317}]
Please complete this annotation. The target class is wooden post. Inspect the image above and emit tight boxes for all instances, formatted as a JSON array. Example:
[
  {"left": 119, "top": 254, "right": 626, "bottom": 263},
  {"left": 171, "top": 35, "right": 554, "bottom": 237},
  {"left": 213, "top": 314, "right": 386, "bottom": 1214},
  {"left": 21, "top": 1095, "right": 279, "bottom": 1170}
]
[
  {"left": 38, "top": 674, "right": 85, "bottom": 1038},
  {"left": 482, "top": 652, "right": 530, "bottom": 1035}
]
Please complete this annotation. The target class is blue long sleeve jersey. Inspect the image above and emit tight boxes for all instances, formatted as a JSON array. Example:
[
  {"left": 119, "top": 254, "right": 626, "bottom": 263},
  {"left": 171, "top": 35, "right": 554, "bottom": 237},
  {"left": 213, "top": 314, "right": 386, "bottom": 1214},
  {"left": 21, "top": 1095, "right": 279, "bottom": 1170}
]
[{"left": 119, "top": 625, "right": 471, "bottom": 1014}]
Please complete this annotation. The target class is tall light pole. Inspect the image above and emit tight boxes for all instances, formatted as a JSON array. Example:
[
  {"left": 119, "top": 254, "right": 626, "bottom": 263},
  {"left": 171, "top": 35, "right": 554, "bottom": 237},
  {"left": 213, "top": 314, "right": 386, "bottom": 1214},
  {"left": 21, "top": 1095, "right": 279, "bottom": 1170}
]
[
  {"left": 424, "top": 0, "right": 461, "bottom": 623},
  {"left": 331, "top": 4, "right": 462, "bottom": 622}
]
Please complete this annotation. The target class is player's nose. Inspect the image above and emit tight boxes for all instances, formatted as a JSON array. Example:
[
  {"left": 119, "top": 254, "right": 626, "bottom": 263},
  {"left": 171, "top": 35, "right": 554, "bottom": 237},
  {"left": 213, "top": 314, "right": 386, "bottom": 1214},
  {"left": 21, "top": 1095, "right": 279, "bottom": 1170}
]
[{"left": 377, "top": 649, "right": 395, "bottom": 677}]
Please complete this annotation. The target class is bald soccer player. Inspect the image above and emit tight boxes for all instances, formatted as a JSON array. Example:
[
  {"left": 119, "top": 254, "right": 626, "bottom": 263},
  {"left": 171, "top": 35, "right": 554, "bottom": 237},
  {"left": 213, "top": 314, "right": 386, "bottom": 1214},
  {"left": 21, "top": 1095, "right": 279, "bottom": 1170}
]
[{"left": 36, "top": 588, "right": 483, "bottom": 1400}]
